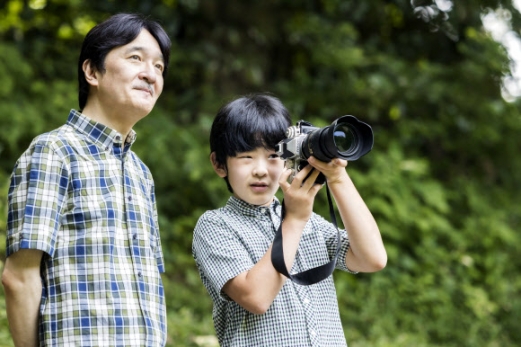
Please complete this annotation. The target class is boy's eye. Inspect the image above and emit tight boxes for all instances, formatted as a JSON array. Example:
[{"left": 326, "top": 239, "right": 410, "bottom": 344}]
[{"left": 269, "top": 154, "right": 280, "bottom": 159}]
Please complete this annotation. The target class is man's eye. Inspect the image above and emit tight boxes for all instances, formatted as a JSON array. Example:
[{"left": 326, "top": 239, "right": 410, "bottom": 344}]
[
  {"left": 130, "top": 55, "right": 141, "bottom": 60},
  {"left": 269, "top": 154, "right": 280, "bottom": 159},
  {"left": 155, "top": 64, "right": 164, "bottom": 72}
]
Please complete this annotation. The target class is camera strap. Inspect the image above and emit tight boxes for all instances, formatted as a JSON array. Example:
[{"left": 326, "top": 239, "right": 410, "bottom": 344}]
[{"left": 271, "top": 183, "right": 342, "bottom": 286}]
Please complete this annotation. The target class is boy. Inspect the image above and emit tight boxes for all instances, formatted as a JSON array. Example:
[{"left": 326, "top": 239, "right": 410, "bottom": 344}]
[{"left": 192, "top": 94, "right": 387, "bottom": 346}]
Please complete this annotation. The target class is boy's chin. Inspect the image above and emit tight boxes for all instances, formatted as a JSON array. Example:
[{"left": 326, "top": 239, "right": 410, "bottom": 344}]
[
  {"left": 255, "top": 198, "right": 274, "bottom": 207},
  {"left": 235, "top": 194, "right": 274, "bottom": 207}
]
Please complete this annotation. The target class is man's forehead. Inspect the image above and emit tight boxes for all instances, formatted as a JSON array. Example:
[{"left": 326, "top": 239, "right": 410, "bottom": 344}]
[{"left": 118, "top": 30, "right": 164, "bottom": 59}]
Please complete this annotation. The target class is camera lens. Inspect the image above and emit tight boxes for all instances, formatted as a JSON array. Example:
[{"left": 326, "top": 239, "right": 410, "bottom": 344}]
[
  {"left": 301, "top": 115, "right": 373, "bottom": 162},
  {"left": 333, "top": 124, "right": 357, "bottom": 153}
]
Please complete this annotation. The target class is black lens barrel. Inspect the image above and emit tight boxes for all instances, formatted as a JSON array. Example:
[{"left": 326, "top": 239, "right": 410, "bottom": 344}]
[{"left": 301, "top": 115, "right": 373, "bottom": 162}]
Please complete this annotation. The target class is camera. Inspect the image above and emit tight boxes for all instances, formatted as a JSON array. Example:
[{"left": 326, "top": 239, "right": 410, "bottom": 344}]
[{"left": 276, "top": 115, "right": 374, "bottom": 184}]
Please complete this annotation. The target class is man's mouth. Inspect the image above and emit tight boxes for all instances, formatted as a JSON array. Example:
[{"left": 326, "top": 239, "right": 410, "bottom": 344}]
[{"left": 135, "top": 85, "right": 153, "bottom": 96}]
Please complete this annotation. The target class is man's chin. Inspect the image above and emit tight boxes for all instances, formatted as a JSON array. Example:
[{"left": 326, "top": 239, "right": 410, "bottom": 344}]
[{"left": 132, "top": 102, "right": 157, "bottom": 118}]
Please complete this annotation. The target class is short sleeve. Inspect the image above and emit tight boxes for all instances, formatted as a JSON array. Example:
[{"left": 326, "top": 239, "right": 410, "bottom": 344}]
[
  {"left": 6, "top": 141, "right": 69, "bottom": 257},
  {"left": 192, "top": 210, "right": 255, "bottom": 301}
]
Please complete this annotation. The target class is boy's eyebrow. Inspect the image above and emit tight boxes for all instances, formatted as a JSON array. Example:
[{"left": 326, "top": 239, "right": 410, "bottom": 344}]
[{"left": 124, "top": 46, "right": 165, "bottom": 62}]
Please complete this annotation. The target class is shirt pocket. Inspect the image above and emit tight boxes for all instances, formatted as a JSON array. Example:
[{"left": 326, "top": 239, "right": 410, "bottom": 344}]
[
  {"left": 68, "top": 158, "right": 121, "bottom": 222},
  {"left": 296, "top": 226, "right": 332, "bottom": 270}
]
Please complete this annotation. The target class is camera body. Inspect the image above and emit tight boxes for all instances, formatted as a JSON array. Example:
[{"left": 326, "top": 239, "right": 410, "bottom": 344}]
[
  {"left": 276, "top": 115, "right": 373, "bottom": 184},
  {"left": 276, "top": 120, "right": 321, "bottom": 182}
]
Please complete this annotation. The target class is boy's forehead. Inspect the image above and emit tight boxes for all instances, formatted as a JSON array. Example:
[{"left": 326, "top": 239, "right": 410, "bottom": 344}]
[{"left": 232, "top": 146, "right": 277, "bottom": 155}]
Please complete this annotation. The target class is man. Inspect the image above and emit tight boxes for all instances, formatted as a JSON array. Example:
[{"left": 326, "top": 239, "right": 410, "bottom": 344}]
[{"left": 2, "top": 13, "right": 171, "bottom": 346}]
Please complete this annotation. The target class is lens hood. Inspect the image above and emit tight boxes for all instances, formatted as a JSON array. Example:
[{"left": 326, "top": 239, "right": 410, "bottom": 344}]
[{"left": 303, "top": 115, "right": 373, "bottom": 162}]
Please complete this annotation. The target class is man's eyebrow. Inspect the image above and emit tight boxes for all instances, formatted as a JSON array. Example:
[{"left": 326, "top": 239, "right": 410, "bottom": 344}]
[{"left": 124, "top": 46, "right": 164, "bottom": 61}]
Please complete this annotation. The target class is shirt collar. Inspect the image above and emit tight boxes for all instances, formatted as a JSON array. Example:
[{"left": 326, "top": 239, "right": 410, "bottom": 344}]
[
  {"left": 226, "top": 196, "right": 281, "bottom": 217},
  {"left": 67, "top": 109, "right": 137, "bottom": 150}
]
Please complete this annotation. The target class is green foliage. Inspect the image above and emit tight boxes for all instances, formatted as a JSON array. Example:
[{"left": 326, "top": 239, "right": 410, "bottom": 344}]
[
  {"left": 0, "top": 158, "right": 12, "bottom": 347},
  {"left": 1, "top": 1, "right": 521, "bottom": 346}
]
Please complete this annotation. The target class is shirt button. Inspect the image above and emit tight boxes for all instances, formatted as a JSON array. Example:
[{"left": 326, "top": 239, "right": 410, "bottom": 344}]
[
  {"left": 137, "top": 272, "right": 142, "bottom": 278},
  {"left": 303, "top": 298, "right": 310, "bottom": 304},
  {"left": 310, "top": 330, "right": 316, "bottom": 337},
  {"left": 128, "top": 195, "right": 132, "bottom": 201},
  {"left": 132, "top": 234, "right": 137, "bottom": 240}
]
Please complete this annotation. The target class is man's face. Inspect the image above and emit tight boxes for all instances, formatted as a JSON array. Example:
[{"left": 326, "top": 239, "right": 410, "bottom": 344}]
[{"left": 95, "top": 29, "right": 165, "bottom": 118}]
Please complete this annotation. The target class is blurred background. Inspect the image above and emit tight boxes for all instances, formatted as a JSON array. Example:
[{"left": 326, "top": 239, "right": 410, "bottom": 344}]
[{"left": 1, "top": 0, "right": 520, "bottom": 346}]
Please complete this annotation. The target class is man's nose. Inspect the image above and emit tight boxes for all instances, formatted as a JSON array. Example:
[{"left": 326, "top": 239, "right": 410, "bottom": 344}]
[{"left": 139, "top": 62, "right": 157, "bottom": 84}]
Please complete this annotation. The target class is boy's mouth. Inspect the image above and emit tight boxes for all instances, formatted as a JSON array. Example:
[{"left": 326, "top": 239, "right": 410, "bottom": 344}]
[
  {"left": 250, "top": 182, "right": 269, "bottom": 192},
  {"left": 251, "top": 182, "right": 268, "bottom": 187}
]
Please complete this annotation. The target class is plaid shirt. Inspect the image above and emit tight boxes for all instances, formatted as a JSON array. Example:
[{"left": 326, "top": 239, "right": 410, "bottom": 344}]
[
  {"left": 192, "top": 196, "right": 356, "bottom": 347},
  {"left": 6, "top": 110, "right": 166, "bottom": 346}
]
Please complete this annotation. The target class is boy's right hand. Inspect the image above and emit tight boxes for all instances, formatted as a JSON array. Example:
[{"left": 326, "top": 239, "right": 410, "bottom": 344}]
[{"left": 279, "top": 164, "right": 323, "bottom": 222}]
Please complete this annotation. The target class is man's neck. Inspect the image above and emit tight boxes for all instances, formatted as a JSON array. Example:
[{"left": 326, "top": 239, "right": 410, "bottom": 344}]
[{"left": 81, "top": 103, "right": 141, "bottom": 138}]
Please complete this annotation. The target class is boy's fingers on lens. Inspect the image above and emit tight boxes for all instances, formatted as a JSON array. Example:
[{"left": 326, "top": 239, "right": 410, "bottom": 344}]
[
  {"left": 282, "top": 168, "right": 293, "bottom": 177},
  {"left": 291, "top": 171, "right": 308, "bottom": 188},
  {"left": 300, "top": 169, "right": 322, "bottom": 193},
  {"left": 295, "top": 164, "right": 313, "bottom": 179},
  {"left": 331, "top": 158, "right": 347, "bottom": 168},
  {"left": 302, "top": 168, "right": 320, "bottom": 187},
  {"left": 310, "top": 181, "right": 323, "bottom": 195},
  {"left": 279, "top": 168, "right": 293, "bottom": 189}
]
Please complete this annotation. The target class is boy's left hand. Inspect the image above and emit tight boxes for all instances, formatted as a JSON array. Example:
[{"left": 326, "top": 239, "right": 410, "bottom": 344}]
[{"left": 307, "top": 156, "right": 348, "bottom": 185}]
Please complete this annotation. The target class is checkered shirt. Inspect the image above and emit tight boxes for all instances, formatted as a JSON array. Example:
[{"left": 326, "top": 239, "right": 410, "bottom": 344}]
[
  {"left": 192, "top": 196, "right": 356, "bottom": 347},
  {"left": 6, "top": 110, "right": 166, "bottom": 346}
]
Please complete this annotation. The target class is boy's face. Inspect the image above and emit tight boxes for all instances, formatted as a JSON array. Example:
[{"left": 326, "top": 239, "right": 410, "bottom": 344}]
[{"left": 220, "top": 147, "right": 285, "bottom": 206}]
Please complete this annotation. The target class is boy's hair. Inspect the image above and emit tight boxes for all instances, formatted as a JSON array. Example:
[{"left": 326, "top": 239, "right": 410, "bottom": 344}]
[
  {"left": 78, "top": 13, "right": 171, "bottom": 110},
  {"left": 210, "top": 94, "right": 292, "bottom": 192}
]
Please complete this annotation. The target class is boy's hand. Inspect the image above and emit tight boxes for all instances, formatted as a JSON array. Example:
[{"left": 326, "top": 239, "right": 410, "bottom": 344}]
[
  {"left": 279, "top": 164, "right": 323, "bottom": 222},
  {"left": 307, "top": 156, "right": 348, "bottom": 186}
]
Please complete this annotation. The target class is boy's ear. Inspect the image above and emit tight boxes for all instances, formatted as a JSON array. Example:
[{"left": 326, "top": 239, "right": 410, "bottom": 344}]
[{"left": 210, "top": 152, "right": 227, "bottom": 178}]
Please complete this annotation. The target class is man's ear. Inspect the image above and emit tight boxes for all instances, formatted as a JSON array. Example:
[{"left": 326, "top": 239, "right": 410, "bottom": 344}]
[
  {"left": 82, "top": 59, "right": 99, "bottom": 87},
  {"left": 210, "top": 152, "right": 227, "bottom": 178}
]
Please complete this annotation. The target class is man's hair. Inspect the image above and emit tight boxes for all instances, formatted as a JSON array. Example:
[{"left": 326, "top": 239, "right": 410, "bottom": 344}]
[
  {"left": 77, "top": 13, "right": 171, "bottom": 110},
  {"left": 210, "top": 94, "right": 292, "bottom": 192}
]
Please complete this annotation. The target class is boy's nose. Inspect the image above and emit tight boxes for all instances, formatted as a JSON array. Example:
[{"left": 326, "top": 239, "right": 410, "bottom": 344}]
[{"left": 252, "top": 161, "right": 268, "bottom": 177}]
